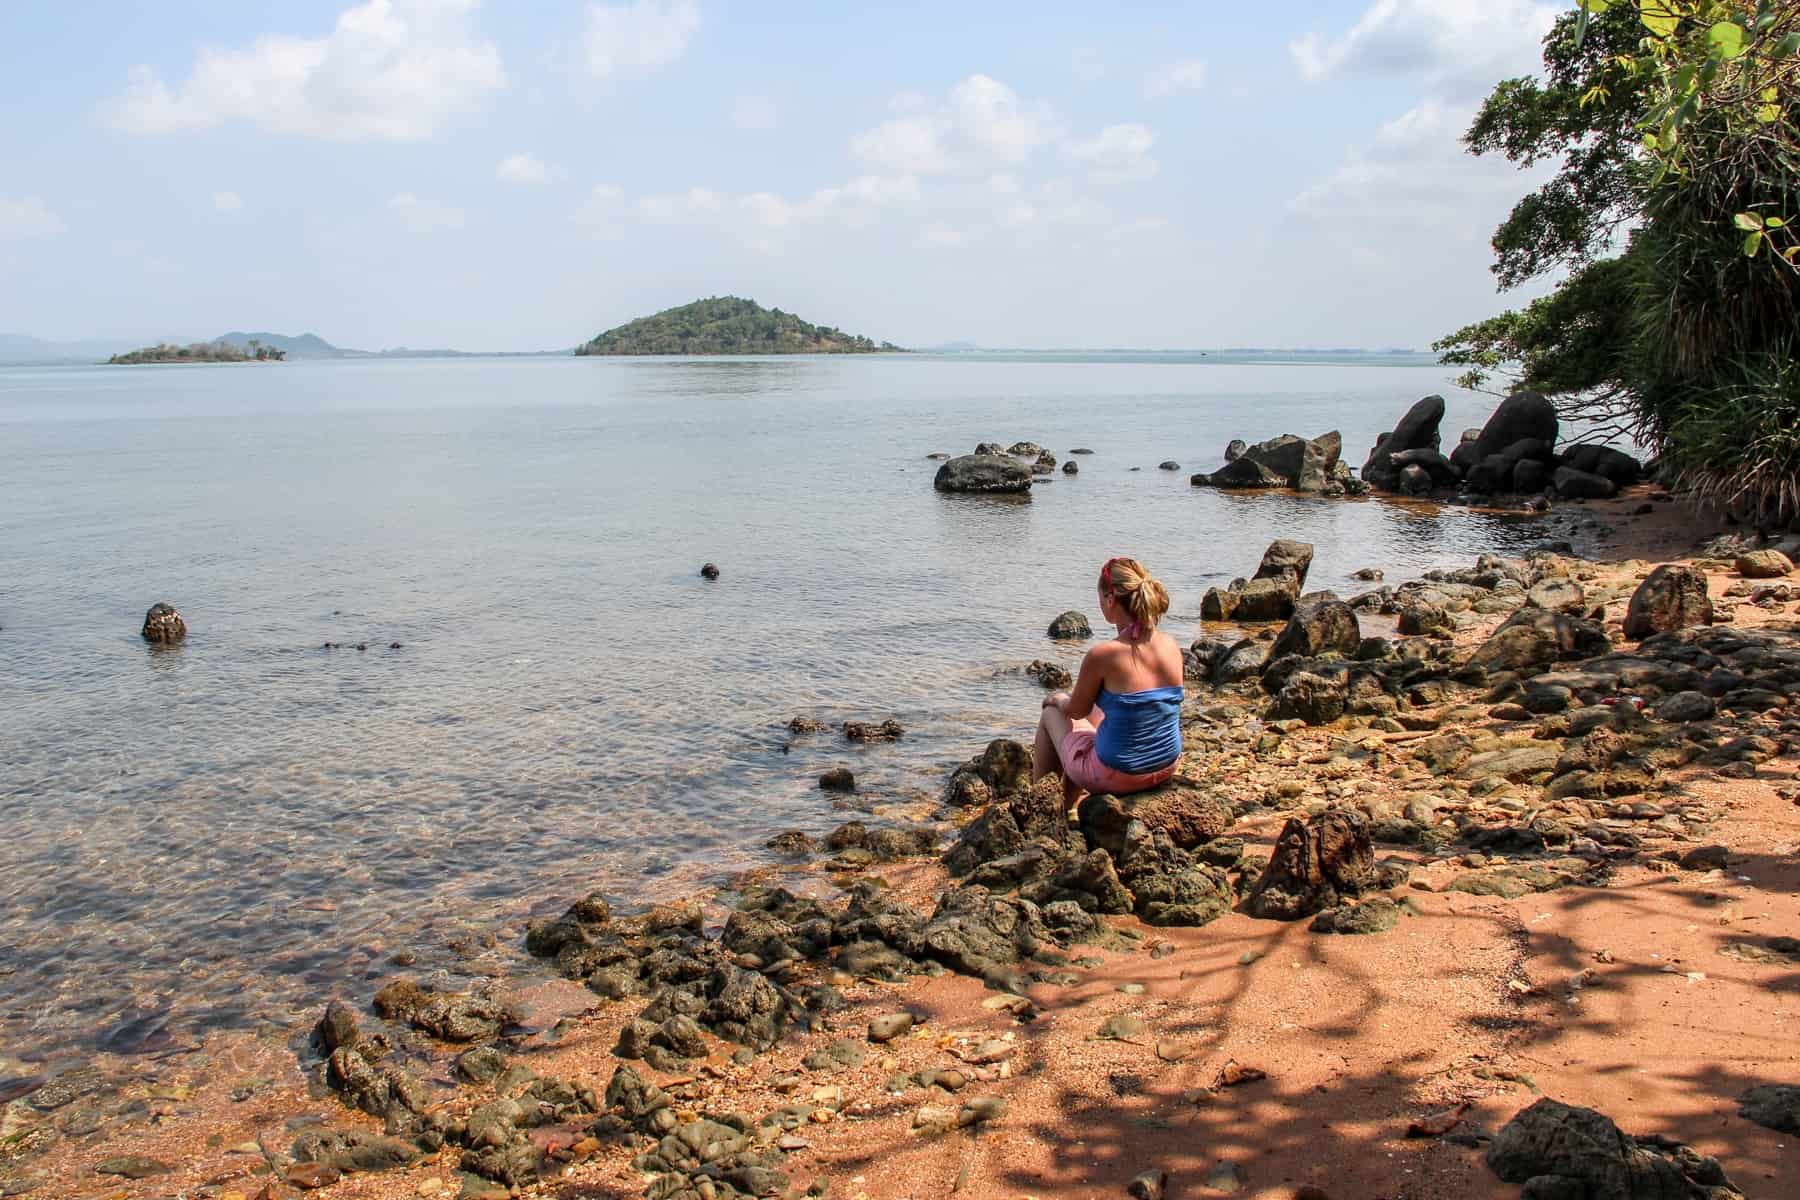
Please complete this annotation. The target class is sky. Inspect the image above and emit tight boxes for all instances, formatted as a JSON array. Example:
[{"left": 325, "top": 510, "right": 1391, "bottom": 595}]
[{"left": 0, "top": 0, "right": 1571, "bottom": 351}]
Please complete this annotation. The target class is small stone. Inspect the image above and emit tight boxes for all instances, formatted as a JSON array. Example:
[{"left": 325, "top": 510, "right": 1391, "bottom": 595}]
[
  {"left": 818, "top": 767, "right": 855, "bottom": 793},
  {"left": 868, "top": 1013, "right": 914, "bottom": 1043},
  {"left": 285, "top": 1162, "right": 342, "bottom": 1189},
  {"left": 700, "top": 562, "right": 721, "bottom": 579},
  {"left": 95, "top": 1157, "right": 172, "bottom": 1180},
  {"left": 1204, "top": 1162, "right": 1246, "bottom": 1193},
  {"left": 1095, "top": 1014, "right": 1147, "bottom": 1042},
  {"left": 1127, "top": 1167, "right": 1169, "bottom": 1199},
  {"left": 957, "top": 1096, "right": 1007, "bottom": 1127}
]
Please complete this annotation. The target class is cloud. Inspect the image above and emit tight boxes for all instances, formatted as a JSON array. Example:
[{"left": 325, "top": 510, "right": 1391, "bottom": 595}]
[
  {"left": 1067, "top": 123, "right": 1158, "bottom": 185},
  {"left": 497, "top": 152, "right": 555, "bottom": 185},
  {"left": 213, "top": 191, "right": 243, "bottom": 212},
  {"left": 585, "top": 0, "right": 699, "bottom": 80},
  {"left": 1290, "top": 0, "right": 1558, "bottom": 99},
  {"left": 850, "top": 75, "right": 1055, "bottom": 175},
  {"left": 389, "top": 191, "right": 466, "bottom": 232},
  {"left": 637, "top": 174, "right": 921, "bottom": 241},
  {"left": 730, "top": 94, "right": 780, "bottom": 132},
  {"left": 101, "top": 0, "right": 504, "bottom": 141},
  {"left": 1142, "top": 59, "right": 1207, "bottom": 99},
  {"left": 0, "top": 196, "right": 67, "bottom": 238}
]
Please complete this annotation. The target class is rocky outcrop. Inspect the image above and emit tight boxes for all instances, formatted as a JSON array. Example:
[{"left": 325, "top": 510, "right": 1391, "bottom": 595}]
[
  {"left": 141, "top": 602, "right": 186, "bottom": 644},
  {"left": 1202, "top": 540, "right": 1315, "bottom": 622},
  {"left": 1363, "top": 395, "right": 1446, "bottom": 492},
  {"left": 1471, "top": 391, "right": 1559, "bottom": 462},
  {"left": 1623, "top": 566, "right": 1713, "bottom": 640},
  {"left": 934, "top": 455, "right": 1032, "bottom": 494},
  {"left": 1192, "top": 432, "right": 1354, "bottom": 494},
  {"left": 1485, "top": 1098, "right": 1742, "bottom": 1199},
  {"left": 1245, "top": 811, "right": 1376, "bottom": 920}
]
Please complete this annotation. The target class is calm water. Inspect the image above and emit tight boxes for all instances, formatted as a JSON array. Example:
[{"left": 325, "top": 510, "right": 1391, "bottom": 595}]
[{"left": 0, "top": 353, "right": 1557, "bottom": 1062}]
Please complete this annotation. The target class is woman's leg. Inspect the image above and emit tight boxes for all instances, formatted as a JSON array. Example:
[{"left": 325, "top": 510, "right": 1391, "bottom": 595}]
[{"left": 1033, "top": 701, "right": 1074, "bottom": 784}]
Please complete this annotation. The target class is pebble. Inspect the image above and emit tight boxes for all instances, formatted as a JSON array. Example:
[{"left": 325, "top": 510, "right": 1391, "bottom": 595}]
[
  {"left": 868, "top": 1013, "right": 914, "bottom": 1043},
  {"left": 956, "top": 1096, "right": 1007, "bottom": 1127},
  {"left": 1205, "top": 1162, "right": 1247, "bottom": 1193}
]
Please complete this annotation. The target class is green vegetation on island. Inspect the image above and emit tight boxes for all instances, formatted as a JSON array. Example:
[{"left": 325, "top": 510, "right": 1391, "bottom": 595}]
[
  {"left": 575, "top": 297, "right": 901, "bottom": 356},
  {"left": 1436, "top": 0, "right": 1800, "bottom": 523},
  {"left": 108, "top": 339, "right": 286, "bottom": 365}
]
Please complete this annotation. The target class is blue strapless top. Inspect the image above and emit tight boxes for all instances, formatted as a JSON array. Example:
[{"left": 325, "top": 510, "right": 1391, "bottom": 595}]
[{"left": 1094, "top": 685, "right": 1183, "bottom": 774}]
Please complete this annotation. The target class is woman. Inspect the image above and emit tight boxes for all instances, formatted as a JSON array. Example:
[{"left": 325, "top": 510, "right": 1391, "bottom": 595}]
[{"left": 1033, "top": 556, "right": 1184, "bottom": 809}]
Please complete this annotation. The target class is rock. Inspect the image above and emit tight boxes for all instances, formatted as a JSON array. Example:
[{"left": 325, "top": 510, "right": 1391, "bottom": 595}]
[
  {"left": 1246, "top": 811, "right": 1376, "bottom": 920},
  {"left": 818, "top": 767, "right": 855, "bottom": 793},
  {"left": 1679, "top": 845, "right": 1730, "bottom": 872},
  {"left": 868, "top": 1013, "right": 914, "bottom": 1043},
  {"left": 1223, "top": 438, "right": 1247, "bottom": 461},
  {"left": 372, "top": 980, "right": 514, "bottom": 1043},
  {"left": 1390, "top": 447, "right": 1461, "bottom": 484},
  {"left": 1217, "top": 432, "right": 1343, "bottom": 492},
  {"left": 957, "top": 1097, "right": 1007, "bottom": 1127},
  {"left": 1485, "top": 1098, "right": 1740, "bottom": 1199},
  {"left": 1127, "top": 1167, "right": 1169, "bottom": 1200},
  {"left": 316, "top": 999, "right": 360, "bottom": 1054},
  {"left": 1195, "top": 457, "right": 1286, "bottom": 488},
  {"left": 1397, "top": 464, "right": 1432, "bottom": 494},
  {"left": 1062, "top": 460, "right": 1078, "bottom": 475},
  {"left": 1115, "top": 823, "right": 1235, "bottom": 927},
  {"left": 1268, "top": 598, "right": 1361, "bottom": 662},
  {"left": 1271, "top": 672, "right": 1346, "bottom": 726},
  {"left": 1736, "top": 550, "right": 1794, "bottom": 578},
  {"left": 1033, "top": 450, "right": 1058, "bottom": 473},
  {"left": 1471, "top": 608, "right": 1611, "bottom": 673},
  {"left": 1078, "top": 781, "right": 1233, "bottom": 857},
  {"left": 1472, "top": 392, "right": 1559, "bottom": 463},
  {"left": 1047, "top": 611, "right": 1093, "bottom": 640},
  {"left": 1399, "top": 602, "right": 1451, "bottom": 636},
  {"left": 842, "top": 718, "right": 903, "bottom": 742},
  {"left": 1309, "top": 897, "right": 1400, "bottom": 935},
  {"left": 1213, "top": 638, "right": 1272, "bottom": 683},
  {"left": 1655, "top": 691, "right": 1716, "bottom": 723},
  {"left": 1526, "top": 578, "right": 1586, "bottom": 614},
  {"left": 94, "top": 1157, "right": 172, "bottom": 1179},
  {"left": 1553, "top": 466, "right": 1617, "bottom": 500},
  {"left": 701, "top": 965, "right": 789, "bottom": 1050},
  {"left": 1007, "top": 442, "right": 1044, "bottom": 457},
  {"left": 1158, "top": 460, "right": 1181, "bottom": 471},
  {"left": 1513, "top": 458, "right": 1551, "bottom": 494},
  {"left": 455, "top": 1047, "right": 508, "bottom": 1085},
  {"left": 700, "top": 562, "right": 720, "bottom": 579},
  {"left": 1363, "top": 395, "right": 1446, "bottom": 490},
  {"left": 1255, "top": 540, "right": 1315, "bottom": 590},
  {"left": 934, "top": 455, "right": 1032, "bottom": 494},
  {"left": 1624, "top": 566, "right": 1713, "bottom": 640},
  {"left": 1071, "top": 447, "right": 1095, "bottom": 455},
  {"left": 141, "top": 602, "right": 186, "bottom": 644},
  {"left": 1738, "top": 1084, "right": 1800, "bottom": 1134}
]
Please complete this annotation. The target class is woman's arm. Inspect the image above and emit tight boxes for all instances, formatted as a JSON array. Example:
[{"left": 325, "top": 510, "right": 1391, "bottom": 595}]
[{"left": 1061, "top": 644, "right": 1110, "bottom": 720}]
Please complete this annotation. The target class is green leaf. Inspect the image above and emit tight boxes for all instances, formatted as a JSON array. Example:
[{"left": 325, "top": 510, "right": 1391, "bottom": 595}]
[
  {"left": 1744, "top": 230, "right": 1765, "bottom": 257},
  {"left": 1777, "top": 32, "right": 1800, "bottom": 57},
  {"left": 1765, "top": 216, "right": 1787, "bottom": 229},
  {"left": 1641, "top": 1, "right": 1681, "bottom": 39},
  {"left": 1734, "top": 212, "right": 1765, "bottom": 231},
  {"left": 1706, "top": 21, "right": 1746, "bottom": 58},
  {"left": 1758, "top": 103, "right": 1782, "bottom": 124},
  {"left": 1642, "top": 132, "right": 1660, "bottom": 150}
]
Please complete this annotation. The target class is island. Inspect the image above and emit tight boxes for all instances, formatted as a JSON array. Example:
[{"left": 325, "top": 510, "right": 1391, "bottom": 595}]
[
  {"left": 107, "top": 339, "right": 286, "bottom": 364},
  {"left": 575, "top": 296, "right": 901, "bottom": 356}
]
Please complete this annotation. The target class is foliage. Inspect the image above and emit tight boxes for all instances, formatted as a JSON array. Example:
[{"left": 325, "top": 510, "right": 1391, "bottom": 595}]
[
  {"left": 1437, "top": 0, "right": 1800, "bottom": 523},
  {"left": 576, "top": 297, "right": 901, "bottom": 356},
  {"left": 107, "top": 340, "right": 285, "bottom": 364}
]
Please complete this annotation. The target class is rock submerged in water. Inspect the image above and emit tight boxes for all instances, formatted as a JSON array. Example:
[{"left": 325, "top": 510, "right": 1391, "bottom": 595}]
[
  {"left": 934, "top": 454, "right": 1032, "bottom": 494},
  {"left": 1201, "top": 540, "right": 1313, "bottom": 622},
  {"left": 699, "top": 562, "right": 720, "bottom": 579},
  {"left": 1047, "top": 610, "right": 1092, "bottom": 640},
  {"left": 1191, "top": 431, "right": 1351, "bottom": 493},
  {"left": 141, "top": 602, "right": 186, "bottom": 644},
  {"left": 842, "top": 718, "right": 903, "bottom": 742},
  {"left": 818, "top": 767, "right": 855, "bottom": 792},
  {"left": 1363, "top": 395, "right": 1445, "bottom": 492},
  {"left": 1026, "top": 659, "right": 1073, "bottom": 689}
]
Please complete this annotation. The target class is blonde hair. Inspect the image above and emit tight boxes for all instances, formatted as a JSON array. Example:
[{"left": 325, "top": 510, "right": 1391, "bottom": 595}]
[{"left": 1099, "top": 556, "right": 1170, "bottom": 631}]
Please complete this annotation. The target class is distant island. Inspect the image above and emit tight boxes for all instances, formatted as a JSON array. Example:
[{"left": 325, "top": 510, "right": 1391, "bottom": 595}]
[
  {"left": 108, "top": 339, "right": 286, "bottom": 365},
  {"left": 575, "top": 297, "right": 900, "bottom": 356}
]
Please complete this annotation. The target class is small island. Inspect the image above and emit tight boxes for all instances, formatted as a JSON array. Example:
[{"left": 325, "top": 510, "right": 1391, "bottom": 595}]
[
  {"left": 575, "top": 296, "right": 901, "bottom": 356},
  {"left": 108, "top": 339, "right": 287, "bottom": 365}
]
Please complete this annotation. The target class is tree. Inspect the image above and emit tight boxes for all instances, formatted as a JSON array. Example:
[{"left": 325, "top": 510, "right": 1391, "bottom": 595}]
[{"left": 1437, "top": 0, "right": 1800, "bottom": 523}]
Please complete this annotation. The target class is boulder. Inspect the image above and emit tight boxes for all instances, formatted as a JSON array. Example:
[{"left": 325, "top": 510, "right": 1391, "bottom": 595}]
[
  {"left": 1735, "top": 549, "right": 1793, "bottom": 578},
  {"left": 1213, "top": 638, "right": 1272, "bottom": 683},
  {"left": 1223, "top": 438, "right": 1248, "bottom": 462},
  {"left": 1525, "top": 578, "right": 1586, "bottom": 614},
  {"left": 1448, "top": 428, "right": 1483, "bottom": 471},
  {"left": 934, "top": 455, "right": 1032, "bottom": 494},
  {"left": 1363, "top": 395, "right": 1446, "bottom": 490},
  {"left": 1623, "top": 566, "right": 1713, "bottom": 640},
  {"left": 1078, "top": 781, "right": 1234, "bottom": 858},
  {"left": 1268, "top": 598, "right": 1361, "bottom": 662},
  {"left": 1194, "top": 457, "right": 1285, "bottom": 489},
  {"left": 1485, "top": 1098, "right": 1740, "bottom": 1200},
  {"left": 1471, "top": 608, "right": 1611, "bottom": 673},
  {"left": 1512, "top": 458, "right": 1551, "bottom": 494},
  {"left": 1246, "top": 811, "right": 1376, "bottom": 920},
  {"left": 1389, "top": 447, "right": 1461, "bottom": 485},
  {"left": 1158, "top": 460, "right": 1181, "bottom": 471},
  {"left": 1738, "top": 1084, "right": 1800, "bottom": 1134},
  {"left": 1472, "top": 392, "right": 1559, "bottom": 462},
  {"left": 973, "top": 442, "right": 1005, "bottom": 456},
  {"left": 1062, "top": 460, "right": 1078, "bottom": 475},
  {"left": 1397, "top": 464, "right": 1433, "bottom": 495},
  {"left": 141, "top": 602, "right": 186, "bottom": 644},
  {"left": 1047, "top": 611, "right": 1092, "bottom": 640},
  {"left": 1254, "top": 540, "right": 1314, "bottom": 590},
  {"left": 1553, "top": 466, "right": 1617, "bottom": 500},
  {"left": 1270, "top": 671, "right": 1346, "bottom": 725},
  {"left": 1466, "top": 454, "right": 1511, "bottom": 494},
  {"left": 1115, "top": 822, "right": 1235, "bottom": 927},
  {"left": 1561, "top": 443, "right": 1642, "bottom": 486},
  {"left": 1006, "top": 442, "right": 1044, "bottom": 457}
]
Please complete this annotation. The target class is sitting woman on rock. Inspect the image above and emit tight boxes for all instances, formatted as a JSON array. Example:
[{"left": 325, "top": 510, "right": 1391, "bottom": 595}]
[{"left": 1033, "top": 556, "right": 1184, "bottom": 810}]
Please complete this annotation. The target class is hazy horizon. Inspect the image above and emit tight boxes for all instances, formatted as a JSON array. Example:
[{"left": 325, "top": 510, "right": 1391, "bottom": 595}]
[{"left": 1, "top": 1, "right": 1564, "bottom": 352}]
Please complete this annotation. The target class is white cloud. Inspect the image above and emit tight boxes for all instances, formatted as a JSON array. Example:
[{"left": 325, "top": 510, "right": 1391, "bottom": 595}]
[
  {"left": 101, "top": 0, "right": 504, "bottom": 141},
  {"left": 1067, "top": 124, "right": 1159, "bottom": 185},
  {"left": 1142, "top": 59, "right": 1207, "bottom": 99},
  {"left": 730, "top": 94, "right": 780, "bottom": 132},
  {"left": 851, "top": 75, "right": 1055, "bottom": 175},
  {"left": 497, "top": 152, "right": 555, "bottom": 185},
  {"left": 637, "top": 174, "right": 921, "bottom": 242},
  {"left": 0, "top": 196, "right": 67, "bottom": 238},
  {"left": 585, "top": 0, "right": 699, "bottom": 80},
  {"left": 213, "top": 191, "right": 243, "bottom": 212},
  {"left": 389, "top": 191, "right": 466, "bottom": 232},
  {"left": 1291, "top": 0, "right": 1558, "bottom": 99}
]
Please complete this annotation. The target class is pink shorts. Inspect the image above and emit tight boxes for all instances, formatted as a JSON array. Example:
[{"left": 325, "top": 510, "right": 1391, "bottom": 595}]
[{"left": 1059, "top": 723, "right": 1176, "bottom": 795}]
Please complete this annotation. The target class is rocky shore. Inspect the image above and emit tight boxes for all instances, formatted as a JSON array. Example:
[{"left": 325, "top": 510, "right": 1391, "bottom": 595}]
[{"left": 4, "top": 498, "right": 1798, "bottom": 1200}]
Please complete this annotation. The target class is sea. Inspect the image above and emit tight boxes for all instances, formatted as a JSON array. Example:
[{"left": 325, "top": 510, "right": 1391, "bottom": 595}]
[{"left": 0, "top": 351, "right": 1565, "bottom": 1064}]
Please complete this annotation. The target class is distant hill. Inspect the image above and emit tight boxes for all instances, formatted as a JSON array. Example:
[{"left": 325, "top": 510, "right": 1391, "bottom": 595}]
[
  {"left": 215, "top": 331, "right": 350, "bottom": 358},
  {"left": 576, "top": 297, "right": 900, "bottom": 356},
  {"left": 0, "top": 333, "right": 139, "bottom": 364},
  {"left": 109, "top": 340, "right": 284, "bottom": 365}
]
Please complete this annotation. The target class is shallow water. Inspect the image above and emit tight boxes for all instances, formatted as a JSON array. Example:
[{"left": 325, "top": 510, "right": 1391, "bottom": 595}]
[{"left": 0, "top": 352, "right": 1558, "bottom": 1061}]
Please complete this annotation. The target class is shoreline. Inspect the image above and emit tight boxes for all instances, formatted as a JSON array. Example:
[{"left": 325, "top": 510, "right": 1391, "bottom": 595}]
[{"left": 5, "top": 490, "right": 1799, "bottom": 1200}]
